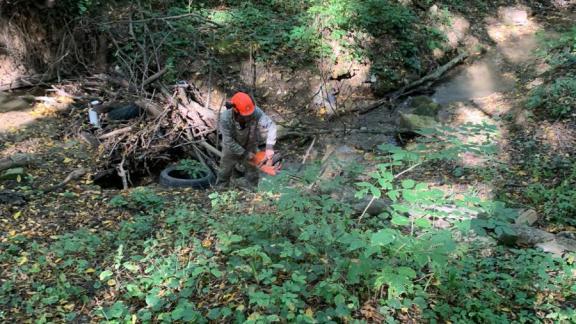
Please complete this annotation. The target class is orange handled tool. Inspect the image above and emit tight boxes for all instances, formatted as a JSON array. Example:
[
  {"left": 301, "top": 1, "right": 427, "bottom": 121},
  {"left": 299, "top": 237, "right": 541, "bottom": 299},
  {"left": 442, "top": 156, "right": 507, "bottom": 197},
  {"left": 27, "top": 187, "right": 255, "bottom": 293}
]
[{"left": 249, "top": 151, "right": 281, "bottom": 176}]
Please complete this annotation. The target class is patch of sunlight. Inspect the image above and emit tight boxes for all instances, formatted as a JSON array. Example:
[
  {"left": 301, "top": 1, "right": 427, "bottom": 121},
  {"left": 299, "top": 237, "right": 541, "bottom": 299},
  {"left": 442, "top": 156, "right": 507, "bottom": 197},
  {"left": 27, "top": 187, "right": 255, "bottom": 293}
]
[
  {"left": 486, "top": 6, "right": 542, "bottom": 64},
  {"left": 0, "top": 137, "right": 45, "bottom": 158},
  {"left": 208, "top": 10, "right": 234, "bottom": 25},
  {"left": 432, "top": 56, "right": 515, "bottom": 105},
  {"left": 471, "top": 92, "right": 513, "bottom": 117},
  {"left": 0, "top": 110, "right": 41, "bottom": 133},
  {"left": 537, "top": 121, "right": 576, "bottom": 154}
]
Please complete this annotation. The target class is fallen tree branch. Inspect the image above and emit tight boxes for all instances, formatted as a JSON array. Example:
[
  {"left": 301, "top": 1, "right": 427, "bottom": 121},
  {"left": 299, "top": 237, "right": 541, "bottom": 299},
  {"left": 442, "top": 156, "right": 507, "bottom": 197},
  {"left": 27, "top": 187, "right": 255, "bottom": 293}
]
[
  {"left": 352, "top": 51, "right": 470, "bottom": 115},
  {"left": 116, "top": 159, "right": 129, "bottom": 190},
  {"left": 199, "top": 140, "right": 222, "bottom": 158},
  {"left": 0, "top": 154, "right": 36, "bottom": 172},
  {"left": 98, "top": 126, "right": 133, "bottom": 140},
  {"left": 279, "top": 127, "right": 396, "bottom": 140},
  {"left": 0, "top": 74, "right": 51, "bottom": 91},
  {"left": 135, "top": 99, "right": 163, "bottom": 118},
  {"left": 391, "top": 51, "right": 469, "bottom": 100},
  {"left": 47, "top": 86, "right": 83, "bottom": 100},
  {"left": 103, "top": 12, "right": 222, "bottom": 27},
  {"left": 42, "top": 168, "right": 87, "bottom": 193},
  {"left": 142, "top": 66, "right": 168, "bottom": 87}
]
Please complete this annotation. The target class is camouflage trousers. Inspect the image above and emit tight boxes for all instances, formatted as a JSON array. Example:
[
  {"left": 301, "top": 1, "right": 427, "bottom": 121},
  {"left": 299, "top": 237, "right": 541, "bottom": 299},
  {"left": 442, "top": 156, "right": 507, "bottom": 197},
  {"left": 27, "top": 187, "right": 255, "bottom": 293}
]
[{"left": 217, "top": 149, "right": 260, "bottom": 187}]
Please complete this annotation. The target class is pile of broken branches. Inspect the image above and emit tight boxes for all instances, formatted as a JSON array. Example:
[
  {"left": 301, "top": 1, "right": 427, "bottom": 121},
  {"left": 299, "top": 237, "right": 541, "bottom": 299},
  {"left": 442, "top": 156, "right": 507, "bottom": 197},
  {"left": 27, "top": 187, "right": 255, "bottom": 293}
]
[{"left": 74, "top": 77, "right": 223, "bottom": 189}]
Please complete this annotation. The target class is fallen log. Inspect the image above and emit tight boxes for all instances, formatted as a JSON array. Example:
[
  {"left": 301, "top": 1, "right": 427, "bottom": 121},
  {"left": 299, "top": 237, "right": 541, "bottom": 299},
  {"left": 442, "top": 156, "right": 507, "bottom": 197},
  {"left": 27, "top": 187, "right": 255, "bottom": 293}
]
[
  {"left": 199, "top": 141, "right": 222, "bottom": 158},
  {"left": 135, "top": 99, "right": 164, "bottom": 118},
  {"left": 43, "top": 168, "right": 87, "bottom": 193},
  {"left": 391, "top": 51, "right": 469, "bottom": 100},
  {"left": 278, "top": 127, "right": 396, "bottom": 140},
  {"left": 0, "top": 74, "right": 50, "bottom": 91},
  {"left": 142, "top": 66, "right": 168, "bottom": 87},
  {"left": 0, "top": 154, "right": 36, "bottom": 172},
  {"left": 353, "top": 51, "right": 470, "bottom": 115}
]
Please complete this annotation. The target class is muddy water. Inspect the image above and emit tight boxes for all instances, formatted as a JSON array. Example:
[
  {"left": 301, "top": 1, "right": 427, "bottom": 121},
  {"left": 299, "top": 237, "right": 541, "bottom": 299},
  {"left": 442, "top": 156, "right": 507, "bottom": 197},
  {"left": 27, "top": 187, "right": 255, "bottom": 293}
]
[
  {"left": 340, "top": 7, "right": 546, "bottom": 150},
  {"left": 431, "top": 51, "right": 518, "bottom": 105},
  {"left": 433, "top": 13, "right": 541, "bottom": 106}
]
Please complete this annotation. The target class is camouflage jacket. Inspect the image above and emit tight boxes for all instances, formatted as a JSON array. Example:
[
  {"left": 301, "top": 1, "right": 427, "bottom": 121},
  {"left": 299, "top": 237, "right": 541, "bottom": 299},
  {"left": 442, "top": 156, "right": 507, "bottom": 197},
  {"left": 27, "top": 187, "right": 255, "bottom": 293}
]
[{"left": 219, "top": 107, "right": 277, "bottom": 157}]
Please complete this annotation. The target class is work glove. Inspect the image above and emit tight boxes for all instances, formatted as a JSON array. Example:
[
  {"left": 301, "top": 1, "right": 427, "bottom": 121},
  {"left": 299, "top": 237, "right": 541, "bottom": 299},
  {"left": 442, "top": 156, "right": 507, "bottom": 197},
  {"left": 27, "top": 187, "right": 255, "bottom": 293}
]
[{"left": 264, "top": 148, "right": 274, "bottom": 166}]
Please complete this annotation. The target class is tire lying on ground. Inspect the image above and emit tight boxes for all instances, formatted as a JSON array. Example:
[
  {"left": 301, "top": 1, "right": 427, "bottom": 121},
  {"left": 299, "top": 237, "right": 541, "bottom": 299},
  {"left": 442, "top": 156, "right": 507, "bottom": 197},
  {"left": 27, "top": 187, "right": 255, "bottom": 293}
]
[
  {"left": 159, "top": 165, "right": 216, "bottom": 189},
  {"left": 107, "top": 103, "right": 144, "bottom": 121}
]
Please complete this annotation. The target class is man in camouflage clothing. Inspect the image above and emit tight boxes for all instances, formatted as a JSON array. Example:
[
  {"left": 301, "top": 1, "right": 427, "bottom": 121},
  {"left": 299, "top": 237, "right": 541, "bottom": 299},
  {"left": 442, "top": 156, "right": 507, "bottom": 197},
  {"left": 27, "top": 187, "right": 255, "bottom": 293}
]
[{"left": 217, "top": 92, "right": 277, "bottom": 188}]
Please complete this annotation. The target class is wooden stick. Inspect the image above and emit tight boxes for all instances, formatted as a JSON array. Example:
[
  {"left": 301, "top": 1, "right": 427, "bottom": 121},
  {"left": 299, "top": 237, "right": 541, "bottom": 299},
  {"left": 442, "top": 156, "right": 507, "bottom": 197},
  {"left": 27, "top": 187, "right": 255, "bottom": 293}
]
[
  {"left": 116, "top": 159, "right": 129, "bottom": 190},
  {"left": 47, "top": 86, "right": 83, "bottom": 100},
  {"left": 98, "top": 126, "right": 133, "bottom": 140},
  {"left": 0, "top": 75, "right": 50, "bottom": 91},
  {"left": 280, "top": 128, "right": 396, "bottom": 139},
  {"left": 43, "top": 168, "right": 87, "bottom": 193},
  {"left": 390, "top": 51, "right": 469, "bottom": 100},
  {"left": 142, "top": 66, "right": 168, "bottom": 87},
  {"left": 103, "top": 12, "right": 222, "bottom": 27},
  {"left": 199, "top": 141, "right": 222, "bottom": 158},
  {"left": 302, "top": 137, "right": 317, "bottom": 164}
]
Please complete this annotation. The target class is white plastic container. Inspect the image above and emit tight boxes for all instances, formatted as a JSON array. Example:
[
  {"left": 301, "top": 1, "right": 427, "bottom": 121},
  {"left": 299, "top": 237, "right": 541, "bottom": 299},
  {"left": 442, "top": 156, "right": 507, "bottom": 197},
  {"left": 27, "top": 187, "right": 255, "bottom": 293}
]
[
  {"left": 88, "top": 100, "right": 102, "bottom": 128},
  {"left": 88, "top": 108, "right": 100, "bottom": 128}
]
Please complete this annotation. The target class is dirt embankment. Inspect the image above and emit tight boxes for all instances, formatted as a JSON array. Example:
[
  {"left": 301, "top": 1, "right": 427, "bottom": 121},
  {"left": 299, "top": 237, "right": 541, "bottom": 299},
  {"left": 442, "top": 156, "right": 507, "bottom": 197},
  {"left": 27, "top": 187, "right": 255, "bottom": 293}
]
[{"left": 0, "top": 3, "right": 106, "bottom": 89}]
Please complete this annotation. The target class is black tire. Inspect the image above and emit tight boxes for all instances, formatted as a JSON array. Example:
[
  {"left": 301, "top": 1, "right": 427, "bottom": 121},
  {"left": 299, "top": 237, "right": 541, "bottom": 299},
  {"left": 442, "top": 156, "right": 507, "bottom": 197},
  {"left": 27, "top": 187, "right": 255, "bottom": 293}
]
[
  {"left": 107, "top": 104, "right": 143, "bottom": 121},
  {"left": 159, "top": 165, "right": 215, "bottom": 189}
]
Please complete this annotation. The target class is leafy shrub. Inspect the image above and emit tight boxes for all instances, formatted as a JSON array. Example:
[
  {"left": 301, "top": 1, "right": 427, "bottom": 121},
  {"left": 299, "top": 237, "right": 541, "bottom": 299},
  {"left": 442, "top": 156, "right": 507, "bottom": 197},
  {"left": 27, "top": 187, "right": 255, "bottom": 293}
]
[
  {"left": 109, "top": 187, "right": 164, "bottom": 212},
  {"left": 3, "top": 124, "right": 575, "bottom": 322},
  {"left": 525, "top": 162, "right": 576, "bottom": 225},
  {"left": 431, "top": 247, "right": 576, "bottom": 323},
  {"left": 527, "top": 77, "right": 576, "bottom": 119},
  {"left": 537, "top": 26, "right": 576, "bottom": 66},
  {"left": 177, "top": 159, "right": 209, "bottom": 178}
]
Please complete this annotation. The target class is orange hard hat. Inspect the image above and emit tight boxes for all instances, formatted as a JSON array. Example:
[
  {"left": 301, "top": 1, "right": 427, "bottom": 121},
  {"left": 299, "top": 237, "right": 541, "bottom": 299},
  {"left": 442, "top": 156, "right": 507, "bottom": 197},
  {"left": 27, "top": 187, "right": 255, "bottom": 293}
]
[{"left": 230, "top": 92, "right": 255, "bottom": 116}]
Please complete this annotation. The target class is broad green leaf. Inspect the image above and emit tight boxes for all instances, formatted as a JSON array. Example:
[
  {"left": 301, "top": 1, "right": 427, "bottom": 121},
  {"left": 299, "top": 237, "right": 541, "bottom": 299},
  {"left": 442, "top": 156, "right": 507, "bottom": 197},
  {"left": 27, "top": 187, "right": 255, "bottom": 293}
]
[
  {"left": 397, "top": 266, "right": 417, "bottom": 278},
  {"left": 146, "top": 294, "right": 162, "bottom": 309},
  {"left": 211, "top": 268, "right": 223, "bottom": 278},
  {"left": 402, "top": 190, "right": 420, "bottom": 203},
  {"left": 391, "top": 216, "right": 410, "bottom": 226},
  {"left": 415, "top": 183, "right": 428, "bottom": 191},
  {"left": 392, "top": 204, "right": 410, "bottom": 213},
  {"left": 123, "top": 262, "right": 139, "bottom": 273},
  {"left": 99, "top": 270, "right": 113, "bottom": 281},
  {"left": 126, "top": 284, "right": 144, "bottom": 298},
  {"left": 415, "top": 218, "right": 432, "bottom": 229},
  {"left": 107, "top": 301, "right": 127, "bottom": 319},
  {"left": 387, "top": 190, "right": 400, "bottom": 201},
  {"left": 370, "top": 185, "right": 382, "bottom": 199},
  {"left": 401, "top": 179, "right": 416, "bottom": 189},
  {"left": 371, "top": 229, "right": 397, "bottom": 246}
]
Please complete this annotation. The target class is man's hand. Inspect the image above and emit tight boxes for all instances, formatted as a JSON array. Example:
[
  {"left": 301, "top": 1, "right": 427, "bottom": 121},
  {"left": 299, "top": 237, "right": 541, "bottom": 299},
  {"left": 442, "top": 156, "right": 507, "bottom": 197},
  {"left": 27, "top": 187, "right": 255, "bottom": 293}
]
[
  {"left": 264, "top": 149, "right": 274, "bottom": 166},
  {"left": 247, "top": 152, "right": 256, "bottom": 160}
]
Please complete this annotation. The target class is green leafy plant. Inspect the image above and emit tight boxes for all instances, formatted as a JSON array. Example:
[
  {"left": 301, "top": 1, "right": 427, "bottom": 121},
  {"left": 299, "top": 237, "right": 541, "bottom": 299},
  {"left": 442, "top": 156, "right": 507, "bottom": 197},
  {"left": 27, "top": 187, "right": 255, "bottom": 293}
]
[
  {"left": 177, "top": 159, "right": 208, "bottom": 179},
  {"left": 109, "top": 187, "right": 164, "bottom": 212},
  {"left": 525, "top": 162, "right": 576, "bottom": 225},
  {"left": 527, "top": 77, "right": 576, "bottom": 119}
]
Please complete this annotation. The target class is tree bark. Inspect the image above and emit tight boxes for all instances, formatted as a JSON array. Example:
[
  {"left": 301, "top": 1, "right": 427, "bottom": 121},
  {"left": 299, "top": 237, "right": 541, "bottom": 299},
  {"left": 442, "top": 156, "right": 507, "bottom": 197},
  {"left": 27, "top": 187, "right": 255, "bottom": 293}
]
[{"left": 0, "top": 154, "right": 36, "bottom": 172}]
